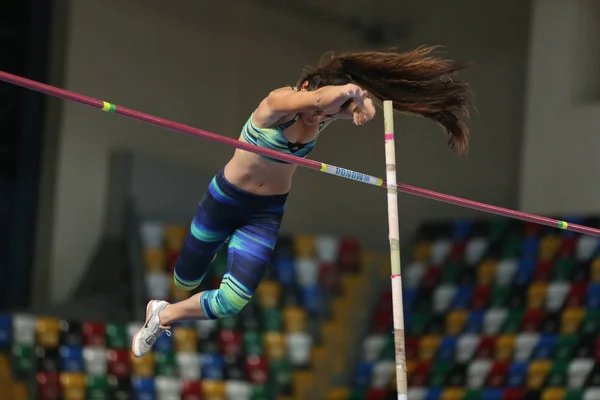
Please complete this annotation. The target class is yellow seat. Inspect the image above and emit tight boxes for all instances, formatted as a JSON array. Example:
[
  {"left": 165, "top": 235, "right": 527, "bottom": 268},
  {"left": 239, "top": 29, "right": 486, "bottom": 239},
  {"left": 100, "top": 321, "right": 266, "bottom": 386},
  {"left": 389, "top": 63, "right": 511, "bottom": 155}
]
[
  {"left": 131, "top": 351, "right": 155, "bottom": 377},
  {"left": 326, "top": 387, "right": 350, "bottom": 400},
  {"left": 527, "top": 282, "right": 548, "bottom": 309},
  {"left": 164, "top": 225, "right": 187, "bottom": 251},
  {"left": 293, "top": 234, "right": 315, "bottom": 258},
  {"left": 202, "top": 379, "right": 226, "bottom": 400},
  {"left": 173, "top": 326, "right": 197, "bottom": 353},
  {"left": 144, "top": 248, "right": 165, "bottom": 272},
  {"left": 542, "top": 388, "right": 566, "bottom": 400},
  {"left": 283, "top": 307, "right": 307, "bottom": 333},
  {"left": 477, "top": 260, "right": 498, "bottom": 285},
  {"left": 495, "top": 334, "right": 516, "bottom": 361},
  {"left": 36, "top": 317, "right": 60, "bottom": 348},
  {"left": 442, "top": 388, "right": 465, "bottom": 400},
  {"left": 539, "top": 236, "right": 561, "bottom": 260},
  {"left": 591, "top": 258, "right": 600, "bottom": 282},
  {"left": 60, "top": 372, "right": 86, "bottom": 400},
  {"left": 527, "top": 360, "right": 551, "bottom": 390},
  {"left": 561, "top": 307, "right": 585, "bottom": 335},
  {"left": 418, "top": 335, "right": 441, "bottom": 361},
  {"left": 169, "top": 277, "right": 189, "bottom": 301},
  {"left": 413, "top": 241, "right": 432, "bottom": 262},
  {"left": 9, "top": 382, "right": 29, "bottom": 400},
  {"left": 263, "top": 332, "right": 286, "bottom": 360},
  {"left": 256, "top": 280, "right": 281, "bottom": 309},
  {"left": 446, "top": 310, "right": 468, "bottom": 335}
]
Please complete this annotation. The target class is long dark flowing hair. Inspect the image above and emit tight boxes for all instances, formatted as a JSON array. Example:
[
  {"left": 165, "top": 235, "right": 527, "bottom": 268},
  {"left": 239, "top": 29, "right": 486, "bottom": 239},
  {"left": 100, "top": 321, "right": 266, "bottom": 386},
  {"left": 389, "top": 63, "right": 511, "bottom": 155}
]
[{"left": 296, "top": 45, "right": 474, "bottom": 154}]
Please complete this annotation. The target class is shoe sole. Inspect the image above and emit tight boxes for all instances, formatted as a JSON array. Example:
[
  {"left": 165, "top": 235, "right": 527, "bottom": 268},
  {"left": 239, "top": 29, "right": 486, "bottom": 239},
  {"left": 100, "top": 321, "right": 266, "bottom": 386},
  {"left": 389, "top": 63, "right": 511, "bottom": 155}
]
[{"left": 131, "top": 300, "right": 154, "bottom": 358}]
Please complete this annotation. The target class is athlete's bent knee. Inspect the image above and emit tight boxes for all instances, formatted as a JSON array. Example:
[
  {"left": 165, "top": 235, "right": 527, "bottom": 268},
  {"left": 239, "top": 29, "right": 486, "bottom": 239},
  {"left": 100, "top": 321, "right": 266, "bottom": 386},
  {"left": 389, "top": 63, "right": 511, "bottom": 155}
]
[{"left": 198, "top": 281, "right": 251, "bottom": 319}]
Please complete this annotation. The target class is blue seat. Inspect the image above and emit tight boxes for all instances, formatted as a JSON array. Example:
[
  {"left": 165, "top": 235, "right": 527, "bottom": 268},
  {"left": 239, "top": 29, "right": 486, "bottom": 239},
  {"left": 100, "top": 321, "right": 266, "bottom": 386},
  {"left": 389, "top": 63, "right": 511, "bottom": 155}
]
[
  {"left": 132, "top": 377, "right": 156, "bottom": 400},
  {"left": 424, "top": 387, "right": 442, "bottom": 400},
  {"left": 452, "top": 220, "right": 472, "bottom": 241},
  {"left": 272, "top": 256, "right": 296, "bottom": 285},
  {"left": 451, "top": 285, "right": 473, "bottom": 309},
  {"left": 0, "top": 314, "right": 11, "bottom": 350},
  {"left": 464, "top": 311, "right": 484, "bottom": 334},
  {"left": 201, "top": 353, "right": 225, "bottom": 380},
  {"left": 435, "top": 335, "right": 457, "bottom": 362},
  {"left": 532, "top": 334, "right": 557, "bottom": 359},
  {"left": 353, "top": 361, "right": 374, "bottom": 387},
  {"left": 481, "top": 389, "right": 504, "bottom": 400},
  {"left": 521, "top": 238, "right": 540, "bottom": 260},
  {"left": 59, "top": 345, "right": 84, "bottom": 372},
  {"left": 301, "top": 285, "right": 321, "bottom": 315},
  {"left": 586, "top": 283, "right": 600, "bottom": 309},
  {"left": 153, "top": 329, "right": 174, "bottom": 353},
  {"left": 403, "top": 288, "right": 418, "bottom": 310},
  {"left": 514, "top": 256, "right": 535, "bottom": 286},
  {"left": 507, "top": 361, "right": 528, "bottom": 387}
]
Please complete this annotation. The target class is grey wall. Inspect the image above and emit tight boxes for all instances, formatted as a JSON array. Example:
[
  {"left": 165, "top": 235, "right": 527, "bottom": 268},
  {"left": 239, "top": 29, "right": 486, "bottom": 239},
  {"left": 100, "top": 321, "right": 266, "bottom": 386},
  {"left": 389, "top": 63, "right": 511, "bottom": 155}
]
[{"left": 41, "top": 0, "right": 531, "bottom": 303}]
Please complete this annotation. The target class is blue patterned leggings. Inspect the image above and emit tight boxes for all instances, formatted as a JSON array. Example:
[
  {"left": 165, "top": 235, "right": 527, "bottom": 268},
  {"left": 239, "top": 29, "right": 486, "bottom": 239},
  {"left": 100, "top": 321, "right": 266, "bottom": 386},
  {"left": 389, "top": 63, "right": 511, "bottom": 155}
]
[{"left": 173, "top": 168, "right": 287, "bottom": 319}]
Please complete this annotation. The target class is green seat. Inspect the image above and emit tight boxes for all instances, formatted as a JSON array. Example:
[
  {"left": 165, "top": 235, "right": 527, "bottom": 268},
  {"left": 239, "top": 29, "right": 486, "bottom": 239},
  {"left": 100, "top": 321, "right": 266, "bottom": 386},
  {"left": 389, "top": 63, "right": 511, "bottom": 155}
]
[
  {"left": 408, "top": 311, "right": 431, "bottom": 335},
  {"left": 564, "top": 388, "right": 584, "bottom": 400},
  {"left": 490, "top": 285, "right": 511, "bottom": 307},
  {"left": 251, "top": 384, "right": 274, "bottom": 400},
  {"left": 260, "top": 307, "right": 283, "bottom": 332},
  {"left": 489, "top": 219, "right": 510, "bottom": 241},
  {"left": 501, "top": 310, "right": 524, "bottom": 333},
  {"left": 553, "top": 259, "right": 574, "bottom": 281},
  {"left": 502, "top": 235, "right": 522, "bottom": 258},
  {"left": 348, "top": 387, "right": 366, "bottom": 400},
  {"left": 545, "top": 359, "right": 568, "bottom": 387},
  {"left": 441, "top": 262, "right": 464, "bottom": 284},
  {"left": 218, "top": 314, "right": 240, "bottom": 330},
  {"left": 154, "top": 351, "right": 177, "bottom": 376},
  {"left": 244, "top": 331, "right": 264, "bottom": 355},
  {"left": 379, "top": 334, "right": 396, "bottom": 361},
  {"left": 579, "top": 309, "right": 600, "bottom": 335},
  {"left": 464, "top": 389, "right": 483, "bottom": 400},
  {"left": 11, "top": 344, "right": 33, "bottom": 379},
  {"left": 269, "top": 359, "right": 292, "bottom": 392},
  {"left": 554, "top": 335, "right": 577, "bottom": 362},
  {"left": 86, "top": 375, "right": 109, "bottom": 400},
  {"left": 428, "top": 360, "right": 451, "bottom": 387},
  {"left": 105, "top": 322, "right": 128, "bottom": 349}
]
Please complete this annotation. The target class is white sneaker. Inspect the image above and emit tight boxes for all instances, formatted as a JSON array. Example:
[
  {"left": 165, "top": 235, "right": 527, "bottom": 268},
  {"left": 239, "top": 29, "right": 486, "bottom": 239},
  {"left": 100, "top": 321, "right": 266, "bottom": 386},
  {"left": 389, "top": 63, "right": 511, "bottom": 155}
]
[{"left": 131, "top": 300, "right": 171, "bottom": 358}]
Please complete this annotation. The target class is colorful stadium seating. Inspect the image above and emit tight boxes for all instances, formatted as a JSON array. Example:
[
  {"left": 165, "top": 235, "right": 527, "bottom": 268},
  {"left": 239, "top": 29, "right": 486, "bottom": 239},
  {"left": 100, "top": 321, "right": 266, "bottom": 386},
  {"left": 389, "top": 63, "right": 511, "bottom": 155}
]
[
  {"left": 344, "top": 216, "right": 600, "bottom": 399},
  {"left": 0, "top": 222, "right": 369, "bottom": 399}
]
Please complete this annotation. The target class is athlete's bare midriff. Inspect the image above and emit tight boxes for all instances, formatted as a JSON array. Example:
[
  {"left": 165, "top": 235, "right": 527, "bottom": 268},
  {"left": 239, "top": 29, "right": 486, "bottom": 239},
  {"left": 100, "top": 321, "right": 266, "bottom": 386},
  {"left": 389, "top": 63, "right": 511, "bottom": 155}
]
[{"left": 223, "top": 145, "right": 298, "bottom": 196}]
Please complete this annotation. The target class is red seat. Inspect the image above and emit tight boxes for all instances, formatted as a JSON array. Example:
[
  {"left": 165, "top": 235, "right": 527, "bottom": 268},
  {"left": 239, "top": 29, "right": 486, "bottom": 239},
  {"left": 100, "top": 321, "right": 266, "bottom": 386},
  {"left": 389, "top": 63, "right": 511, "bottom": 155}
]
[
  {"left": 565, "top": 283, "right": 587, "bottom": 308},
  {"left": 558, "top": 236, "right": 577, "bottom": 258},
  {"left": 165, "top": 249, "right": 179, "bottom": 274},
  {"left": 475, "top": 336, "right": 496, "bottom": 359},
  {"left": 485, "top": 361, "right": 510, "bottom": 388},
  {"left": 421, "top": 265, "right": 442, "bottom": 289},
  {"left": 408, "top": 361, "right": 431, "bottom": 387},
  {"left": 534, "top": 260, "right": 553, "bottom": 282},
  {"left": 106, "top": 349, "right": 131, "bottom": 378},
  {"left": 471, "top": 284, "right": 492, "bottom": 310},
  {"left": 524, "top": 222, "right": 543, "bottom": 237},
  {"left": 448, "top": 242, "right": 466, "bottom": 262},
  {"left": 318, "top": 262, "right": 340, "bottom": 293},
  {"left": 37, "top": 372, "right": 60, "bottom": 400},
  {"left": 245, "top": 355, "right": 268, "bottom": 384},
  {"left": 218, "top": 329, "right": 243, "bottom": 358},
  {"left": 522, "top": 309, "right": 545, "bottom": 332},
  {"left": 82, "top": 322, "right": 105, "bottom": 347},
  {"left": 405, "top": 337, "right": 420, "bottom": 360},
  {"left": 181, "top": 380, "right": 203, "bottom": 400},
  {"left": 371, "top": 309, "right": 392, "bottom": 334},
  {"left": 337, "top": 237, "right": 360, "bottom": 272},
  {"left": 502, "top": 388, "right": 526, "bottom": 400},
  {"left": 365, "top": 388, "right": 388, "bottom": 400}
]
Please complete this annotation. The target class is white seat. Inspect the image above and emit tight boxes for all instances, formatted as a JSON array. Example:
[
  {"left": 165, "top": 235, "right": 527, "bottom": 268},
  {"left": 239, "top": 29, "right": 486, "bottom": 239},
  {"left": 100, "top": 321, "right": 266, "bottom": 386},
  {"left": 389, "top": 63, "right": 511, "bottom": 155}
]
[
  {"left": 295, "top": 257, "right": 318, "bottom": 286},
  {"left": 456, "top": 334, "right": 480, "bottom": 363},
  {"left": 83, "top": 346, "right": 107, "bottom": 376},
  {"left": 407, "top": 388, "right": 427, "bottom": 400},
  {"left": 576, "top": 236, "right": 599, "bottom": 261},
  {"left": 155, "top": 377, "right": 180, "bottom": 400},
  {"left": 430, "top": 239, "right": 452, "bottom": 264},
  {"left": 371, "top": 360, "right": 395, "bottom": 388},
  {"left": 362, "top": 334, "right": 387, "bottom": 362},
  {"left": 315, "top": 235, "right": 339, "bottom": 263},
  {"left": 495, "top": 259, "right": 518, "bottom": 285},
  {"left": 567, "top": 358, "right": 594, "bottom": 388},
  {"left": 176, "top": 351, "right": 201, "bottom": 380},
  {"left": 433, "top": 284, "right": 457, "bottom": 313},
  {"left": 584, "top": 388, "right": 600, "bottom": 400},
  {"left": 545, "top": 282, "right": 570, "bottom": 311},
  {"left": 140, "top": 221, "right": 164, "bottom": 248},
  {"left": 226, "top": 380, "right": 252, "bottom": 400},
  {"left": 467, "top": 359, "right": 493, "bottom": 388},
  {"left": 145, "top": 272, "right": 170, "bottom": 299},
  {"left": 405, "top": 262, "right": 425, "bottom": 288},
  {"left": 483, "top": 308, "right": 508, "bottom": 335},
  {"left": 466, "top": 238, "right": 489, "bottom": 264},
  {"left": 11, "top": 314, "right": 36, "bottom": 345},
  {"left": 286, "top": 332, "right": 312, "bottom": 367},
  {"left": 514, "top": 333, "right": 540, "bottom": 362}
]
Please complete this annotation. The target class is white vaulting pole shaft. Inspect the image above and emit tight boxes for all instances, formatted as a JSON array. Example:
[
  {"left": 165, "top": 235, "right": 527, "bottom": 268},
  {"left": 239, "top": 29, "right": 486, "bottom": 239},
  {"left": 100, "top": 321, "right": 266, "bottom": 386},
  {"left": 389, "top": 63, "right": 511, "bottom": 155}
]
[{"left": 383, "top": 100, "right": 408, "bottom": 399}]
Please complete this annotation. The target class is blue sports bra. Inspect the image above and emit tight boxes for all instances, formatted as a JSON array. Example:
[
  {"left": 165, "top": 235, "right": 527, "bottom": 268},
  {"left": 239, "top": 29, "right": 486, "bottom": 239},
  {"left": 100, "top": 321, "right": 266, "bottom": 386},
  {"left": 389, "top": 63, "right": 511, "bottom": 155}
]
[{"left": 240, "top": 89, "right": 326, "bottom": 164}]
